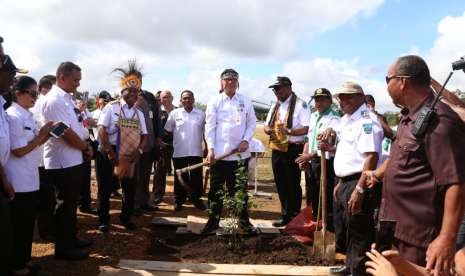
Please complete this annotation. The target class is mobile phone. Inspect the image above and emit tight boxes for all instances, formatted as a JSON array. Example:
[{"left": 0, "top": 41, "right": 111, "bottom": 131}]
[
  {"left": 49, "top": 122, "right": 69, "bottom": 138},
  {"left": 375, "top": 219, "right": 396, "bottom": 252}
]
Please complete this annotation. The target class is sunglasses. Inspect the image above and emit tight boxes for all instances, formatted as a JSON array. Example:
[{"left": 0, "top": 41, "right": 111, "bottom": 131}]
[
  {"left": 22, "top": 89, "right": 38, "bottom": 98},
  {"left": 385, "top": 75, "right": 411, "bottom": 84}
]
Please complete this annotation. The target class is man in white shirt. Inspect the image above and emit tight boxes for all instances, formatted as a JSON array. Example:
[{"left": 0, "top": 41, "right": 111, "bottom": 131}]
[
  {"left": 202, "top": 69, "right": 257, "bottom": 234},
  {"left": 32, "top": 74, "right": 57, "bottom": 241},
  {"left": 0, "top": 42, "right": 24, "bottom": 274},
  {"left": 295, "top": 88, "right": 340, "bottom": 225},
  {"left": 42, "top": 62, "right": 93, "bottom": 260},
  {"left": 96, "top": 62, "right": 148, "bottom": 232},
  {"left": 327, "top": 81, "right": 383, "bottom": 276},
  {"left": 165, "top": 90, "right": 206, "bottom": 211},
  {"left": 264, "top": 76, "right": 310, "bottom": 227}
]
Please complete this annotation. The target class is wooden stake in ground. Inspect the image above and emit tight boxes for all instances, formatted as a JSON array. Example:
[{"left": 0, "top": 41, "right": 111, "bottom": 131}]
[{"left": 312, "top": 151, "right": 335, "bottom": 263}]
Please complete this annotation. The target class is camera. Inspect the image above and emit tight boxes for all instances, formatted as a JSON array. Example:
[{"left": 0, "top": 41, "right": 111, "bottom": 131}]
[{"left": 452, "top": 56, "right": 465, "bottom": 72}]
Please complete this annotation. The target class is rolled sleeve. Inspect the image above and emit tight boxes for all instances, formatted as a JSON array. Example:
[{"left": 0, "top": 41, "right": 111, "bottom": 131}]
[
  {"left": 205, "top": 99, "right": 217, "bottom": 150},
  {"left": 98, "top": 105, "right": 112, "bottom": 128},
  {"left": 138, "top": 111, "right": 148, "bottom": 135},
  {"left": 8, "top": 115, "right": 28, "bottom": 150},
  {"left": 164, "top": 111, "right": 175, "bottom": 133}
]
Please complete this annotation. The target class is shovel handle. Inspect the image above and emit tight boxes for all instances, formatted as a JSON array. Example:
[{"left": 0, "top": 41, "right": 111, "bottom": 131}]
[{"left": 176, "top": 149, "right": 237, "bottom": 174}]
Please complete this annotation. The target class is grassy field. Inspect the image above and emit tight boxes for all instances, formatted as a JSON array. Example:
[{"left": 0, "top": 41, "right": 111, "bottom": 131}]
[{"left": 254, "top": 124, "right": 275, "bottom": 183}]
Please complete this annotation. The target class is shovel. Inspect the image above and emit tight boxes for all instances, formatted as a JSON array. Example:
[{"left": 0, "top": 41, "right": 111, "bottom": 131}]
[{"left": 312, "top": 150, "right": 336, "bottom": 263}]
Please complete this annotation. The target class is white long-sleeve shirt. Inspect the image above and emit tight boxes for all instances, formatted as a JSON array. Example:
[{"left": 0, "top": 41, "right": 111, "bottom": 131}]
[{"left": 205, "top": 92, "right": 256, "bottom": 161}]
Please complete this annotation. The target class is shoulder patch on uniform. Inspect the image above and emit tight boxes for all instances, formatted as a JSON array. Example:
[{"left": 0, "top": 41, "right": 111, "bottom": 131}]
[
  {"left": 363, "top": 123, "right": 373, "bottom": 134},
  {"left": 361, "top": 110, "right": 370, "bottom": 118},
  {"left": 302, "top": 101, "right": 308, "bottom": 109}
]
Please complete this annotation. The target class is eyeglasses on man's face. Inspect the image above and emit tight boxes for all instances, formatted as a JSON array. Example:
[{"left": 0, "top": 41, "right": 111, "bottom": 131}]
[{"left": 385, "top": 75, "right": 411, "bottom": 84}]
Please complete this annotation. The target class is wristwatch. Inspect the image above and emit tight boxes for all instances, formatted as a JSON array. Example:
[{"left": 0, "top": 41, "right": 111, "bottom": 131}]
[
  {"left": 355, "top": 185, "right": 365, "bottom": 194},
  {"left": 137, "top": 148, "right": 143, "bottom": 155}
]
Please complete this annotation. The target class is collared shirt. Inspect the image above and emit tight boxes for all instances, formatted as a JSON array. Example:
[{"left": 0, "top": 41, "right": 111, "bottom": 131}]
[
  {"left": 265, "top": 95, "right": 310, "bottom": 143},
  {"left": 380, "top": 95, "right": 465, "bottom": 248},
  {"left": 306, "top": 108, "right": 340, "bottom": 158},
  {"left": 333, "top": 103, "right": 383, "bottom": 177},
  {"left": 31, "top": 93, "right": 47, "bottom": 167},
  {"left": 136, "top": 95, "right": 155, "bottom": 152},
  {"left": 5, "top": 103, "right": 40, "bottom": 192},
  {"left": 41, "top": 85, "right": 84, "bottom": 169},
  {"left": 165, "top": 107, "right": 205, "bottom": 158},
  {"left": 0, "top": 95, "right": 10, "bottom": 166},
  {"left": 98, "top": 99, "right": 148, "bottom": 146},
  {"left": 205, "top": 92, "right": 257, "bottom": 161}
]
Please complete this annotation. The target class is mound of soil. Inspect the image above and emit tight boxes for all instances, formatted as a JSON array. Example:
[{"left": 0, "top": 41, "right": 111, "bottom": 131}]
[{"left": 148, "top": 226, "right": 334, "bottom": 266}]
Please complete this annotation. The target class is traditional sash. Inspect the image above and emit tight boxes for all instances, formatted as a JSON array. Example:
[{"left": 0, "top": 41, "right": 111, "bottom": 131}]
[
  {"left": 268, "top": 93, "right": 297, "bottom": 152},
  {"left": 114, "top": 105, "right": 141, "bottom": 179}
]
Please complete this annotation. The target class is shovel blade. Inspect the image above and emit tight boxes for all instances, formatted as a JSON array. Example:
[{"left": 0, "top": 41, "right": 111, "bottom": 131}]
[{"left": 313, "top": 230, "right": 336, "bottom": 263}]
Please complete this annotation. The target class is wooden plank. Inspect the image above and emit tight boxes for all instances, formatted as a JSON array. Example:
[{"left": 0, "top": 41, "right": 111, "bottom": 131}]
[
  {"left": 186, "top": 216, "right": 281, "bottom": 235},
  {"left": 118, "top": 260, "right": 334, "bottom": 276},
  {"left": 152, "top": 217, "right": 187, "bottom": 227},
  {"left": 100, "top": 266, "right": 240, "bottom": 275}
]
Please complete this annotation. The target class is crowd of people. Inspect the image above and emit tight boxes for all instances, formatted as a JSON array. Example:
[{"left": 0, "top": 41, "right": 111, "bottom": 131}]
[{"left": 1, "top": 35, "right": 465, "bottom": 276}]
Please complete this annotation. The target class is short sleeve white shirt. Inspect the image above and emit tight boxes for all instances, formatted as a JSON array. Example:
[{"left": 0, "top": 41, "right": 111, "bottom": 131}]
[
  {"left": 5, "top": 103, "right": 41, "bottom": 192},
  {"left": 205, "top": 92, "right": 257, "bottom": 161},
  {"left": 333, "top": 104, "right": 383, "bottom": 177},
  {"left": 265, "top": 95, "right": 310, "bottom": 143},
  {"left": 97, "top": 99, "right": 148, "bottom": 146},
  {"left": 42, "top": 85, "right": 84, "bottom": 169},
  {"left": 165, "top": 107, "right": 205, "bottom": 158},
  {"left": 0, "top": 96, "right": 10, "bottom": 166}
]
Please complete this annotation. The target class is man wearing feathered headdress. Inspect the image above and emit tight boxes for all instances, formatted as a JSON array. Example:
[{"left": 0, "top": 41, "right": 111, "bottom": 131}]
[{"left": 96, "top": 60, "right": 148, "bottom": 232}]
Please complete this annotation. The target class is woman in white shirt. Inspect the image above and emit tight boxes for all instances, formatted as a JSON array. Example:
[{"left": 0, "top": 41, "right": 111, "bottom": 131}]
[{"left": 5, "top": 76, "right": 52, "bottom": 276}]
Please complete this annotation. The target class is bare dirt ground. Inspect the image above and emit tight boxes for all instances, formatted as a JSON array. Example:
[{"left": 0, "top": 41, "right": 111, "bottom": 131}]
[{"left": 30, "top": 126, "right": 314, "bottom": 275}]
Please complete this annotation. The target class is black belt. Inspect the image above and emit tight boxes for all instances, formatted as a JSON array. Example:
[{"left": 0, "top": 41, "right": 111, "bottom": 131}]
[{"left": 340, "top": 172, "right": 362, "bottom": 183}]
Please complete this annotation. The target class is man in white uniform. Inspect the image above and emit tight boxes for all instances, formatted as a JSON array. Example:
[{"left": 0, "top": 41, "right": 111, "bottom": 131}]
[
  {"left": 165, "top": 90, "right": 206, "bottom": 211},
  {"left": 202, "top": 69, "right": 257, "bottom": 234}
]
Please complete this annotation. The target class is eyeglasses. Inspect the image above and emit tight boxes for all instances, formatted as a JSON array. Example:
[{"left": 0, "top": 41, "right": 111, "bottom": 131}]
[
  {"left": 385, "top": 75, "right": 411, "bottom": 84},
  {"left": 272, "top": 86, "right": 282, "bottom": 93},
  {"left": 22, "top": 89, "right": 38, "bottom": 98}
]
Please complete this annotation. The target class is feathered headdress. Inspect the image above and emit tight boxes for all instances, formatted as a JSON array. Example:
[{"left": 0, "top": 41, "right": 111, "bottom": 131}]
[{"left": 113, "top": 59, "right": 143, "bottom": 91}]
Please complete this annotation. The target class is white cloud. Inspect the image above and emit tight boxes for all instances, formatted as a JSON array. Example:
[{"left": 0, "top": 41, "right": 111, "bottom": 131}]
[{"left": 427, "top": 11, "right": 465, "bottom": 91}]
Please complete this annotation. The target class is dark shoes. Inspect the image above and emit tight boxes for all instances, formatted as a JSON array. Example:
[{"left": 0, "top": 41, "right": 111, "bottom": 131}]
[
  {"left": 192, "top": 200, "right": 207, "bottom": 211},
  {"left": 330, "top": 266, "right": 351, "bottom": 275},
  {"left": 153, "top": 196, "right": 163, "bottom": 205},
  {"left": 201, "top": 219, "right": 219, "bottom": 235},
  {"left": 174, "top": 202, "right": 183, "bottom": 211},
  {"left": 140, "top": 204, "right": 158, "bottom": 212},
  {"left": 99, "top": 224, "right": 110, "bottom": 233},
  {"left": 241, "top": 221, "right": 259, "bottom": 235},
  {"left": 120, "top": 220, "right": 137, "bottom": 230},
  {"left": 55, "top": 248, "right": 89, "bottom": 260},
  {"left": 272, "top": 217, "right": 291, "bottom": 227},
  {"left": 75, "top": 238, "right": 93, "bottom": 248},
  {"left": 79, "top": 206, "right": 98, "bottom": 215}
]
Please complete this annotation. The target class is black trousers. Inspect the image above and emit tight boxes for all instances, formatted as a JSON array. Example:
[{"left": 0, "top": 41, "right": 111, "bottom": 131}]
[
  {"left": 95, "top": 149, "right": 135, "bottom": 224},
  {"left": 37, "top": 166, "right": 55, "bottom": 239},
  {"left": 79, "top": 160, "right": 92, "bottom": 208},
  {"left": 336, "top": 175, "right": 375, "bottom": 276},
  {"left": 271, "top": 144, "right": 303, "bottom": 220},
  {"left": 135, "top": 151, "right": 155, "bottom": 209},
  {"left": 173, "top": 156, "right": 203, "bottom": 204},
  {"left": 10, "top": 191, "right": 39, "bottom": 269},
  {"left": 46, "top": 163, "right": 83, "bottom": 253},
  {"left": 207, "top": 159, "right": 250, "bottom": 224},
  {"left": 0, "top": 191, "right": 13, "bottom": 274},
  {"left": 305, "top": 157, "right": 336, "bottom": 232}
]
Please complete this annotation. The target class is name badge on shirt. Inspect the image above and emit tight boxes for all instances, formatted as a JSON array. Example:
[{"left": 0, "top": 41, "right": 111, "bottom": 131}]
[
  {"left": 175, "top": 117, "right": 184, "bottom": 125},
  {"left": 149, "top": 110, "right": 153, "bottom": 119}
]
